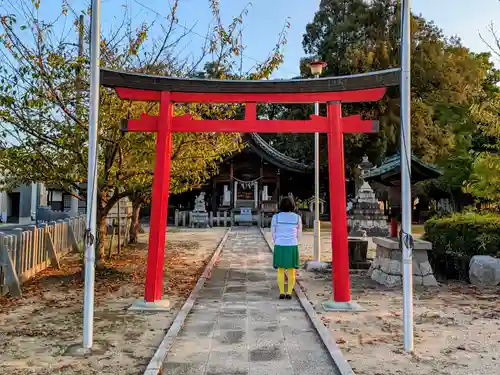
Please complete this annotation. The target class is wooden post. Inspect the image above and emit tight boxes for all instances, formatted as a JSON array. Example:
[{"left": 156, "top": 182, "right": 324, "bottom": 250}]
[
  {"left": 229, "top": 162, "right": 234, "bottom": 209},
  {"left": 326, "top": 102, "right": 350, "bottom": 303},
  {"left": 13, "top": 229, "right": 22, "bottom": 275},
  {"left": 276, "top": 168, "right": 281, "bottom": 201},
  {"left": 259, "top": 158, "right": 264, "bottom": 208},
  {"left": 45, "top": 231, "right": 61, "bottom": 269},
  {"left": 0, "top": 233, "right": 22, "bottom": 297},
  {"left": 144, "top": 92, "right": 173, "bottom": 303},
  {"left": 38, "top": 224, "right": 46, "bottom": 272},
  {"left": 212, "top": 180, "right": 217, "bottom": 216},
  {"left": 69, "top": 226, "right": 80, "bottom": 253},
  {"left": 28, "top": 225, "right": 37, "bottom": 273}
]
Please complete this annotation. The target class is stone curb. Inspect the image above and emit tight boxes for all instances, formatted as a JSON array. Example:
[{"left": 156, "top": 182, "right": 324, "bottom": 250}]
[
  {"left": 142, "top": 228, "right": 232, "bottom": 375},
  {"left": 259, "top": 227, "right": 356, "bottom": 375}
]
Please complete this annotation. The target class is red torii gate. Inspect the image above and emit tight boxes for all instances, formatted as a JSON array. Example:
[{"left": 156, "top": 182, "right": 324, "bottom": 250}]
[{"left": 101, "top": 68, "right": 399, "bottom": 310}]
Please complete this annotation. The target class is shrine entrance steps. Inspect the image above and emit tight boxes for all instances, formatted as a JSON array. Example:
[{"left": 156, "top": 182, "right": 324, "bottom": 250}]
[{"left": 162, "top": 227, "right": 340, "bottom": 375}]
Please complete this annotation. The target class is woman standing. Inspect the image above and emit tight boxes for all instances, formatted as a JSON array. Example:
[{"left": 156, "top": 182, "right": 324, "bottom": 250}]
[{"left": 271, "top": 196, "right": 302, "bottom": 300}]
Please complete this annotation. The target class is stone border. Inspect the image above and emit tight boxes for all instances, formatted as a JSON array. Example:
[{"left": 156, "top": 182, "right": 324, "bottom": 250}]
[
  {"left": 142, "top": 228, "right": 231, "bottom": 375},
  {"left": 259, "top": 227, "right": 356, "bottom": 375}
]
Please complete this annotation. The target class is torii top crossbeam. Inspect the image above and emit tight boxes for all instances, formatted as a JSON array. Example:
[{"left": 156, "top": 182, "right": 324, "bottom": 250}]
[{"left": 100, "top": 68, "right": 400, "bottom": 104}]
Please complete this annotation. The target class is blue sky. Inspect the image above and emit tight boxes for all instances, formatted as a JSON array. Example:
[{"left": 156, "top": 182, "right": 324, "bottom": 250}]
[
  {"left": 110, "top": 0, "right": 499, "bottom": 78},
  {"left": 8, "top": 0, "right": 500, "bottom": 77}
]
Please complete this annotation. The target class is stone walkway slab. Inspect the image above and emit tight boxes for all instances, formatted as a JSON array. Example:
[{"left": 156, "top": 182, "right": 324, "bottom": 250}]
[{"left": 162, "top": 227, "right": 341, "bottom": 375}]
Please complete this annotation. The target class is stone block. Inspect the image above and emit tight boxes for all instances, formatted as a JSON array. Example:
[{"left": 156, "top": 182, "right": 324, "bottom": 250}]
[
  {"left": 414, "top": 249, "right": 430, "bottom": 263},
  {"left": 412, "top": 258, "right": 422, "bottom": 275},
  {"left": 469, "top": 255, "right": 500, "bottom": 287},
  {"left": 375, "top": 245, "right": 390, "bottom": 258},
  {"left": 348, "top": 239, "right": 368, "bottom": 268},
  {"left": 373, "top": 237, "right": 399, "bottom": 249},
  {"left": 412, "top": 276, "right": 423, "bottom": 285},
  {"left": 370, "top": 268, "right": 384, "bottom": 283},
  {"left": 384, "top": 274, "right": 401, "bottom": 287},
  {"left": 304, "top": 260, "right": 330, "bottom": 273},
  {"left": 390, "top": 249, "right": 402, "bottom": 261},
  {"left": 413, "top": 239, "right": 433, "bottom": 250},
  {"left": 419, "top": 261, "right": 434, "bottom": 276},
  {"left": 422, "top": 274, "right": 438, "bottom": 286},
  {"left": 378, "top": 257, "right": 389, "bottom": 272},
  {"left": 386, "top": 259, "right": 401, "bottom": 275}
]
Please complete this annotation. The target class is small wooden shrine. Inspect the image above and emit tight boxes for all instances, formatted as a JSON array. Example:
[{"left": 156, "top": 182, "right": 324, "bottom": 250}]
[
  {"left": 208, "top": 133, "right": 313, "bottom": 225},
  {"left": 363, "top": 153, "right": 442, "bottom": 235},
  {"left": 168, "top": 133, "right": 314, "bottom": 225}
]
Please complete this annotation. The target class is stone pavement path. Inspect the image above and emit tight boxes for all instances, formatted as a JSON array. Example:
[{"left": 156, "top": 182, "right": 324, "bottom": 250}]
[{"left": 162, "top": 227, "right": 340, "bottom": 375}]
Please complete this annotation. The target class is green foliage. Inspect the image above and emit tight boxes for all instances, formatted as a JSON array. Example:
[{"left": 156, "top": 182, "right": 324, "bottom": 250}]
[
  {"left": 265, "top": 0, "right": 500, "bottom": 204},
  {"left": 464, "top": 153, "right": 500, "bottom": 200},
  {"left": 424, "top": 211, "right": 500, "bottom": 280}
]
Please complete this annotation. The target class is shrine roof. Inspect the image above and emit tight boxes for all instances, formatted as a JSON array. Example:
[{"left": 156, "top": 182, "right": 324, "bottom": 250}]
[
  {"left": 100, "top": 68, "right": 400, "bottom": 101},
  {"left": 242, "top": 133, "right": 312, "bottom": 174},
  {"left": 363, "top": 153, "right": 442, "bottom": 186}
]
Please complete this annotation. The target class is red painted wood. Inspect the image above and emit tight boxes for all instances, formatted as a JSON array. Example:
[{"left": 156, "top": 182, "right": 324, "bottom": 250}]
[
  {"left": 341, "top": 115, "right": 379, "bottom": 133},
  {"left": 144, "top": 92, "right": 173, "bottom": 303},
  {"left": 327, "top": 103, "right": 351, "bottom": 303},
  {"left": 120, "top": 83, "right": 386, "bottom": 305},
  {"left": 115, "top": 87, "right": 387, "bottom": 104},
  {"left": 126, "top": 113, "right": 383, "bottom": 134},
  {"left": 391, "top": 218, "right": 398, "bottom": 237},
  {"left": 127, "top": 113, "right": 159, "bottom": 132},
  {"left": 170, "top": 114, "right": 329, "bottom": 133},
  {"left": 245, "top": 102, "right": 257, "bottom": 120}
]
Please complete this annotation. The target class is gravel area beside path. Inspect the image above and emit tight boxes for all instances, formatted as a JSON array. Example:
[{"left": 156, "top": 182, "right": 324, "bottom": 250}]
[
  {"left": 263, "top": 228, "right": 500, "bottom": 375},
  {"left": 0, "top": 228, "right": 227, "bottom": 375}
]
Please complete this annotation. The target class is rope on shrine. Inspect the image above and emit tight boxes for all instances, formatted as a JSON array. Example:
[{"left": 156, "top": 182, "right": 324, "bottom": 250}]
[
  {"left": 231, "top": 176, "right": 262, "bottom": 189},
  {"left": 231, "top": 176, "right": 262, "bottom": 183}
]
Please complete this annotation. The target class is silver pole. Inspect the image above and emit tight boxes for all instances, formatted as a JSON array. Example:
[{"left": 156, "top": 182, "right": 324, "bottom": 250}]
[
  {"left": 313, "top": 83, "right": 321, "bottom": 262},
  {"left": 83, "top": 0, "right": 101, "bottom": 350},
  {"left": 400, "top": 0, "right": 414, "bottom": 353}
]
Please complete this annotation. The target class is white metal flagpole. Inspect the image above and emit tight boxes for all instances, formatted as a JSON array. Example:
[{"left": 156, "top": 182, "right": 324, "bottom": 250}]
[
  {"left": 313, "top": 98, "right": 321, "bottom": 262},
  {"left": 83, "top": 0, "right": 101, "bottom": 350},
  {"left": 400, "top": 0, "right": 414, "bottom": 353}
]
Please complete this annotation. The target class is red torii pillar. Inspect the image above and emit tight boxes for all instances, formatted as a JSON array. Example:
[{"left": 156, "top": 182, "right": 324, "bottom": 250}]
[
  {"left": 120, "top": 90, "right": 381, "bottom": 311},
  {"left": 325, "top": 102, "right": 367, "bottom": 311}
]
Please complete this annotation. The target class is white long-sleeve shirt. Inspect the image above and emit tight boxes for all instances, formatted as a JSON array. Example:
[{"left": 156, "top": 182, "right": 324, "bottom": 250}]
[{"left": 271, "top": 212, "right": 302, "bottom": 246}]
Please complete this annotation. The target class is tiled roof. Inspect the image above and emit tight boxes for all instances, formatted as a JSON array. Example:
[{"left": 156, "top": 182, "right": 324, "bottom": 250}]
[
  {"left": 363, "top": 153, "right": 442, "bottom": 182},
  {"left": 243, "top": 133, "right": 312, "bottom": 173}
]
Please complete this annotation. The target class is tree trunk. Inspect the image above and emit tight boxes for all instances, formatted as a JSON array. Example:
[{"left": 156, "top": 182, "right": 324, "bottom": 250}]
[
  {"left": 130, "top": 200, "right": 142, "bottom": 244},
  {"left": 96, "top": 213, "right": 108, "bottom": 269}
]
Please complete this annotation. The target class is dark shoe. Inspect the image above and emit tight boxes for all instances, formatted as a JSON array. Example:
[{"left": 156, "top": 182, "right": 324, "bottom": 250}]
[
  {"left": 279, "top": 294, "right": 286, "bottom": 300},
  {"left": 285, "top": 294, "right": 292, "bottom": 300}
]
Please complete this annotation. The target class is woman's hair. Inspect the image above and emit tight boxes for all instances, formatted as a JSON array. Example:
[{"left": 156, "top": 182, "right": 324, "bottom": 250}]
[{"left": 279, "top": 196, "right": 296, "bottom": 212}]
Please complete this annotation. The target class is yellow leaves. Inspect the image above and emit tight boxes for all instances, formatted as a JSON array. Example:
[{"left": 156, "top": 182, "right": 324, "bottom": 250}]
[
  {"left": 32, "top": 0, "right": 41, "bottom": 10},
  {"left": 128, "top": 23, "right": 148, "bottom": 56}
]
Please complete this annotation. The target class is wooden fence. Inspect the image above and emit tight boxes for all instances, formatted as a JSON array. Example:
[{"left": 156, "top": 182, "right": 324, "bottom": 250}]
[
  {"left": 0, "top": 216, "right": 86, "bottom": 297},
  {"left": 174, "top": 209, "right": 314, "bottom": 228},
  {"left": 174, "top": 210, "right": 233, "bottom": 228}
]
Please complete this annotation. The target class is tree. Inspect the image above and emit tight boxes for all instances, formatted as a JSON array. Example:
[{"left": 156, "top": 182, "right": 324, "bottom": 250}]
[
  {"left": 0, "top": 0, "right": 289, "bottom": 265},
  {"left": 262, "top": 0, "right": 499, "bottom": 205}
]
